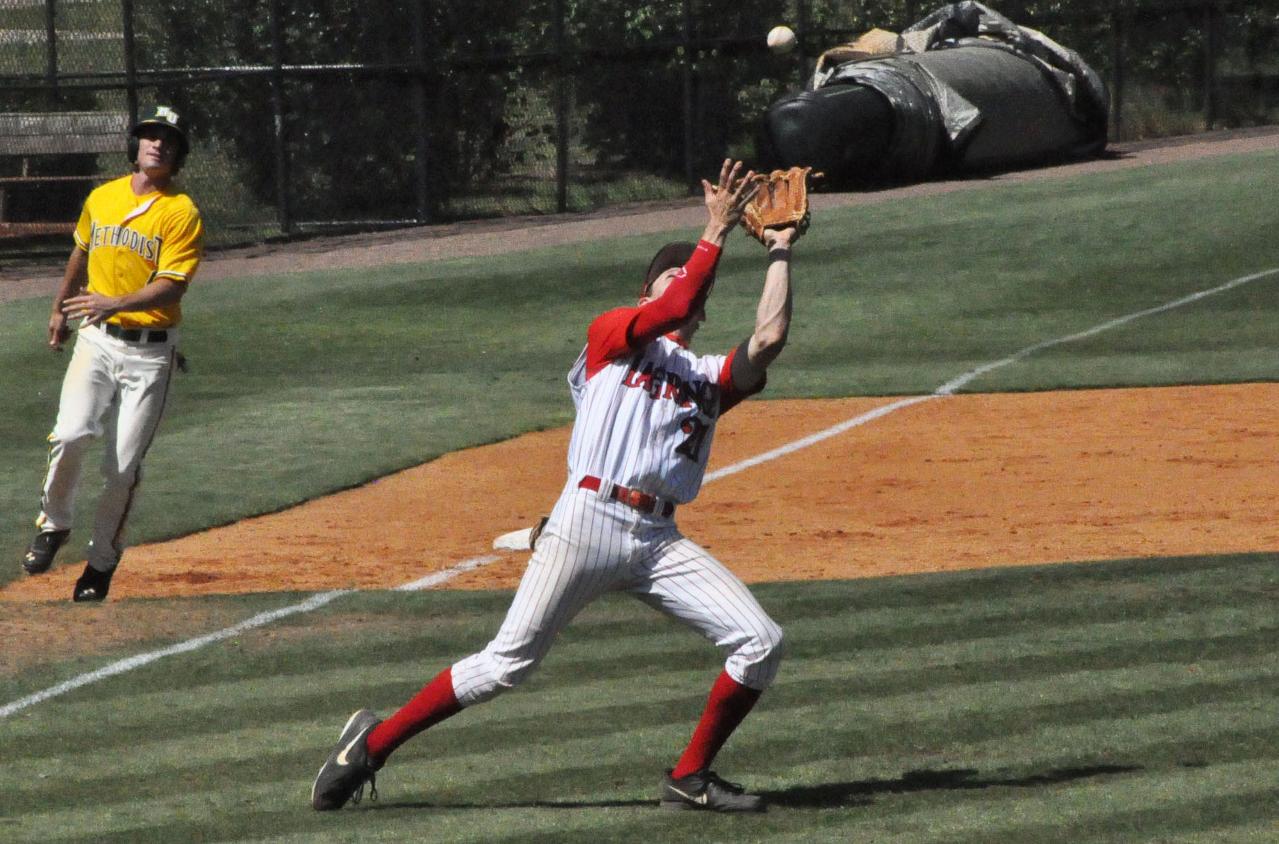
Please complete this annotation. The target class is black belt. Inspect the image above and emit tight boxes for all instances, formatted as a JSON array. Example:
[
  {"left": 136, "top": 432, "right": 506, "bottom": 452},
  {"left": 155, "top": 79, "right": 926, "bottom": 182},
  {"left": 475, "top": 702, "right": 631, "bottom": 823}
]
[
  {"left": 578, "top": 476, "right": 675, "bottom": 518},
  {"left": 104, "top": 323, "right": 169, "bottom": 343}
]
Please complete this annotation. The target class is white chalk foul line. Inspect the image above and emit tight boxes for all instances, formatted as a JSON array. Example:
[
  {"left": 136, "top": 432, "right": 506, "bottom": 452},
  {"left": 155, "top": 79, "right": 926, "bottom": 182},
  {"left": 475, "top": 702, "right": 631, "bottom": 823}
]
[
  {"left": 0, "top": 555, "right": 500, "bottom": 720},
  {"left": 0, "top": 589, "right": 347, "bottom": 719},
  {"left": 935, "top": 266, "right": 1279, "bottom": 396},
  {"left": 395, "top": 554, "right": 502, "bottom": 591},
  {"left": 705, "top": 395, "right": 936, "bottom": 483},
  {"left": 5, "top": 265, "right": 1276, "bottom": 719}
]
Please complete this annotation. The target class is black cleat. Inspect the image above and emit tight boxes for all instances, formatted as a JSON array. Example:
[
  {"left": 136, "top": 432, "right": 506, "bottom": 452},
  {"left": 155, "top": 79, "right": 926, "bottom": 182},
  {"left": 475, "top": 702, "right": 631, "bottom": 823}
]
[
  {"left": 23, "top": 529, "right": 70, "bottom": 575},
  {"left": 660, "top": 769, "right": 766, "bottom": 813},
  {"left": 72, "top": 563, "right": 116, "bottom": 602},
  {"left": 312, "top": 709, "right": 383, "bottom": 810}
]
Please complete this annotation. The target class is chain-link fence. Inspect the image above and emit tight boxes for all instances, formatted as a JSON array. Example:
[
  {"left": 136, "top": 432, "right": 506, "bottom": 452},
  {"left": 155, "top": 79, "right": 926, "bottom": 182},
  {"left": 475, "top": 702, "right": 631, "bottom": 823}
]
[{"left": 2, "top": 0, "right": 1277, "bottom": 251}]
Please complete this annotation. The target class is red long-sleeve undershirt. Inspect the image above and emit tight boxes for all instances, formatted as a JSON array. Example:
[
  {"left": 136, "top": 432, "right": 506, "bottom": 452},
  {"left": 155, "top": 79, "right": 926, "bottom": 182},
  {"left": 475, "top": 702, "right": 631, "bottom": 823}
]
[{"left": 586, "top": 240, "right": 721, "bottom": 376}]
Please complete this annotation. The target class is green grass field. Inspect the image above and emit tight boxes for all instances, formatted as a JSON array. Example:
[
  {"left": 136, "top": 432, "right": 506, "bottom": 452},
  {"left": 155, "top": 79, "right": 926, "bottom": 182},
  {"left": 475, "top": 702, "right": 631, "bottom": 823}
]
[
  {"left": 2, "top": 147, "right": 1278, "bottom": 841},
  {"left": 2, "top": 554, "right": 1275, "bottom": 842}
]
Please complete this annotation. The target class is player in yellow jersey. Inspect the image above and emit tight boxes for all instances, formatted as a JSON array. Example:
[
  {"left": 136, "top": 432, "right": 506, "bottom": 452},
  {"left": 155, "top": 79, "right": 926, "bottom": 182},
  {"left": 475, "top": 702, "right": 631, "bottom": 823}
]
[{"left": 22, "top": 105, "right": 204, "bottom": 602}]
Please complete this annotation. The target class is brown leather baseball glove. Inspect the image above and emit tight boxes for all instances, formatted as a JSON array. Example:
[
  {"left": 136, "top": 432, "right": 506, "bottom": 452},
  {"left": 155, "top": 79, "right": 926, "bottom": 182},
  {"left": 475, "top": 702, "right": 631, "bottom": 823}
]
[{"left": 740, "top": 166, "right": 818, "bottom": 244}]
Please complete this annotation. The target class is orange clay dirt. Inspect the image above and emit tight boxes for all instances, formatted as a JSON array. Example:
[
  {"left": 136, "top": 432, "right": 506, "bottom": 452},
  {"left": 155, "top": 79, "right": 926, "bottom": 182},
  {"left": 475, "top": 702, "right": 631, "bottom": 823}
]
[{"left": 4, "top": 382, "right": 1277, "bottom": 605}]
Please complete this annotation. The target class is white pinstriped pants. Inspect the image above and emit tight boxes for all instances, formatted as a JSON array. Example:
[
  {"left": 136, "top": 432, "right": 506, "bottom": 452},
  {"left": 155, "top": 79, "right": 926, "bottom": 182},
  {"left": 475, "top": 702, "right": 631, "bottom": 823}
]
[{"left": 451, "top": 483, "right": 785, "bottom": 706}]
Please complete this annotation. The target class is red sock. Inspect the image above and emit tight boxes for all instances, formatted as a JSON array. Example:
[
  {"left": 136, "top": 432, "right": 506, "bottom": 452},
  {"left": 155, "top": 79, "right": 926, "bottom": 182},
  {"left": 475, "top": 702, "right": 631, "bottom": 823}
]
[
  {"left": 670, "top": 670, "right": 762, "bottom": 779},
  {"left": 366, "top": 667, "right": 463, "bottom": 764}
]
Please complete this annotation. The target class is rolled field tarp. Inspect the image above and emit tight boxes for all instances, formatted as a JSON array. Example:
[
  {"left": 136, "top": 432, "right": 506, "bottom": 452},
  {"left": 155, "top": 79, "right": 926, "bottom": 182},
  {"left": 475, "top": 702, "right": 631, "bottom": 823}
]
[{"left": 760, "top": 2, "right": 1110, "bottom": 184}]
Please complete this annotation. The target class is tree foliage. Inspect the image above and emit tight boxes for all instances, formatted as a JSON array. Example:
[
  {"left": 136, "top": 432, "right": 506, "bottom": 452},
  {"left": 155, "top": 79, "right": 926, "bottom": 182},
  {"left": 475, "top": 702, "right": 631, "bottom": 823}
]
[
  {"left": 138, "top": 0, "right": 538, "bottom": 217},
  {"left": 125, "top": 0, "right": 1279, "bottom": 219}
]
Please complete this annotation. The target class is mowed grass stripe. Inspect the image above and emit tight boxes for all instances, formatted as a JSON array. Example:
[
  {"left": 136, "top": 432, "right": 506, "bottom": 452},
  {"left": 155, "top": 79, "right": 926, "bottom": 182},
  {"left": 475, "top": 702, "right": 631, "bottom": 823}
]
[
  {"left": 4, "top": 652, "right": 1273, "bottom": 813},
  {"left": 7, "top": 582, "right": 1268, "bottom": 728},
  {"left": 4, "top": 557, "right": 1272, "bottom": 757},
  {"left": 7, "top": 691, "right": 1275, "bottom": 837},
  {"left": 232, "top": 696, "right": 1279, "bottom": 798},
  {"left": 494, "top": 779, "right": 1279, "bottom": 844},
  {"left": 1160, "top": 821, "right": 1279, "bottom": 844},
  {"left": 5, "top": 644, "right": 1273, "bottom": 790},
  {"left": 8, "top": 550, "right": 1271, "bottom": 708},
  {"left": 6, "top": 556, "right": 1275, "bottom": 840},
  {"left": 7, "top": 695, "right": 1275, "bottom": 840},
  {"left": 27, "top": 608, "right": 1258, "bottom": 736},
  {"left": 754, "top": 553, "right": 1276, "bottom": 617},
  {"left": 761, "top": 703, "right": 1276, "bottom": 781},
  {"left": 4, "top": 584, "right": 1271, "bottom": 758},
  {"left": 763, "top": 729, "right": 1273, "bottom": 815},
  {"left": 4, "top": 567, "right": 1273, "bottom": 751},
  {"left": 6, "top": 642, "right": 1273, "bottom": 809},
  {"left": 868, "top": 761, "right": 1279, "bottom": 844},
  {"left": 223, "top": 779, "right": 1279, "bottom": 844},
  {"left": 1, "top": 538, "right": 1268, "bottom": 719},
  {"left": 747, "top": 778, "right": 1279, "bottom": 844},
  {"left": 750, "top": 755, "right": 1278, "bottom": 844}
]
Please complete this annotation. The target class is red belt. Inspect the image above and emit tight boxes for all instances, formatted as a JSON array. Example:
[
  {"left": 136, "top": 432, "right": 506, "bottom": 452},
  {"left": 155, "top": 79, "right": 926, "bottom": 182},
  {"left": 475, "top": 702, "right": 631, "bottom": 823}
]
[{"left": 578, "top": 476, "right": 675, "bottom": 518}]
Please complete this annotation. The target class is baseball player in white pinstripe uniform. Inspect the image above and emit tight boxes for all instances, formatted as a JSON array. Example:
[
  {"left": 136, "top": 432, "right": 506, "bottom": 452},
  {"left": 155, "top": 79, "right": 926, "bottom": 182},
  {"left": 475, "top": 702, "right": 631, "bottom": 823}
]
[{"left": 313, "top": 160, "right": 799, "bottom": 813}]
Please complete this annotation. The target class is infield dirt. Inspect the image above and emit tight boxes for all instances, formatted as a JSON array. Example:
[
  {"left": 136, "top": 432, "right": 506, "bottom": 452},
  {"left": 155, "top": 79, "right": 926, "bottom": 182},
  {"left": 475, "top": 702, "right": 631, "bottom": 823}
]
[{"left": 4, "top": 382, "right": 1276, "bottom": 604}]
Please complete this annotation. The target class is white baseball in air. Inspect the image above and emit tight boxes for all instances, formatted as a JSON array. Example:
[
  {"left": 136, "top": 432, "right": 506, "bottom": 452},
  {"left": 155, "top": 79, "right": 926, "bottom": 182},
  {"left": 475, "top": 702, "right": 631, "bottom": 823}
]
[{"left": 767, "top": 25, "right": 796, "bottom": 54}]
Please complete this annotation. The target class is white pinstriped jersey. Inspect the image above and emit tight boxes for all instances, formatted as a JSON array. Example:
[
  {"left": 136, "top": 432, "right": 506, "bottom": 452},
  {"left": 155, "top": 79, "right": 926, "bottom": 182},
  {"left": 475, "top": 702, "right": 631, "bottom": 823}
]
[
  {"left": 566, "top": 333, "right": 748, "bottom": 505},
  {"left": 447, "top": 240, "right": 786, "bottom": 708}
]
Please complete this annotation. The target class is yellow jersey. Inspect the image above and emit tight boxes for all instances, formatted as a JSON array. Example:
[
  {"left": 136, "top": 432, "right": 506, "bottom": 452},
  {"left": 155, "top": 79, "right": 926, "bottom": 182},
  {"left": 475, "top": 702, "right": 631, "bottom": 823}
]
[{"left": 72, "top": 175, "right": 204, "bottom": 329}]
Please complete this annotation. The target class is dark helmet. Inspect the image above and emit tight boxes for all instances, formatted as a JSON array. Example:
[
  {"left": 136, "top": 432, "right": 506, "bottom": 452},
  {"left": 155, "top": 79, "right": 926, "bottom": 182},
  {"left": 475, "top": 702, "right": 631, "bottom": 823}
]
[
  {"left": 128, "top": 105, "right": 190, "bottom": 170},
  {"left": 641, "top": 241, "right": 698, "bottom": 298}
]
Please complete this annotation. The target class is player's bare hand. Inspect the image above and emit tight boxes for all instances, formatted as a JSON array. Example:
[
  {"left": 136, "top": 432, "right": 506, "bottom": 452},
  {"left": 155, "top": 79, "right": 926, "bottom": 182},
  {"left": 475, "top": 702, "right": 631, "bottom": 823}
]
[
  {"left": 701, "top": 159, "right": 759, "bottom": 243},
  {"left": 47, "top": 312, "right": 71, "bottom": 350},
  {"left": 62, "top": 292, "right": 121, "bottom": 327}
]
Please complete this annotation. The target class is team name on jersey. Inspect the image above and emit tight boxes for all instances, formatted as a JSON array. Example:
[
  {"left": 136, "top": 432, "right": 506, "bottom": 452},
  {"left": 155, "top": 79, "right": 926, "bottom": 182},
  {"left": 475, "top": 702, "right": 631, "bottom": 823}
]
[
  {"left": 621, "top": 354, "right": 720, "bottom": 416},
  {"left": 89, "top": 222, "right": 161, "bottom": 263}
]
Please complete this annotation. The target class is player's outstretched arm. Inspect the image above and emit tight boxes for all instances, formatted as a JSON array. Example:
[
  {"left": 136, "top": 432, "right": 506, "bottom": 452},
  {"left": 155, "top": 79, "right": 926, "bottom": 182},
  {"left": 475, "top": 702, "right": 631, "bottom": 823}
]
[
  {"left": 700, "top": 159, "right": 759, "bottom": 247},
  {"left": 733, "top": 226, "right": 798, "bottom": 390}
]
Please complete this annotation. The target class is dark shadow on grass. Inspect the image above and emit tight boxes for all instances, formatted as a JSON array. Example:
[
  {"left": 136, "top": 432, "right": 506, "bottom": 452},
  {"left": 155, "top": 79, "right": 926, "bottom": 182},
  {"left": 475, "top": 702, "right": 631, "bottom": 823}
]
[
  {"left": 366, "top": 797, "right": 654, "bottom": 811},
  {"left": 762, "top": 764, "right": 1141, "bottom": 808},
  {"left": 364, "top": 765, "right": 1140, "bottom": 813}
]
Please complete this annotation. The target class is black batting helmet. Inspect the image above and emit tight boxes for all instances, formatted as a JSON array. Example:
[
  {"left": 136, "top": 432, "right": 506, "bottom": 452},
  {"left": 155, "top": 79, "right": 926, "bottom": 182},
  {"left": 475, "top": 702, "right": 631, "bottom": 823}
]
[
  {"left": 641, "top": 241, "right": 699, "bottom": 298},
  {"left": 128, "top": 105, "right": 190, "bottom": 171}
]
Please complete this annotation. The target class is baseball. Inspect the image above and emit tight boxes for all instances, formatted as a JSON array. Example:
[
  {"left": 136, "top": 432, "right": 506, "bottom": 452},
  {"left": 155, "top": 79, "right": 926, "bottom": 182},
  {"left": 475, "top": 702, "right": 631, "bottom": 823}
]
[{"left": 767, "top": 25, "right": 796, "bottom": 54}]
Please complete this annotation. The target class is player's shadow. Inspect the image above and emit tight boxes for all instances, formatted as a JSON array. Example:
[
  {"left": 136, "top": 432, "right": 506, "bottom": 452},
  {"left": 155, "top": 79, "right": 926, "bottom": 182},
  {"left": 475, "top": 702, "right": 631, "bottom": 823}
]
[
  {"left": 762, "top": 764, "right": 1141, "bottom": 809},
  {"left": 369, "top": 764, "right": 1139, "bottom": 812},
  {"left": 369, "top": 797, "right": 652, "bottom": 811}
]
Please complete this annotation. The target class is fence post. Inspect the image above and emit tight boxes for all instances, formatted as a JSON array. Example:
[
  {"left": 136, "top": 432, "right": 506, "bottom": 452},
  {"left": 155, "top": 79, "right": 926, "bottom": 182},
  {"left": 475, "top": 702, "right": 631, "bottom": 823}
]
[
  {"left": 554, "top": 0, "right": 569, "bottom": 213},
  {"left": 1109, "top": 9, "right": 1125, "bottom": 141},
  {"left": 411, "top": 0, "right": 431, "bottom": 221},
  {"left": 1202, "top": 2, "right": 1217, "bottom": 129},
  {"left": 268, "top": 0, "right": 292, "bottom": 235},
  {"left": 682, "top": 0, "right": 696, "bottom": 192},
  {"left": 44, "top": 0, "right": 58, "bottom": 100},
  {"left": 121, "top": 0, "right": 138, "bottom": 123},
  {"left": 796, "top": 0, "right": 809, "bottom": 90}
]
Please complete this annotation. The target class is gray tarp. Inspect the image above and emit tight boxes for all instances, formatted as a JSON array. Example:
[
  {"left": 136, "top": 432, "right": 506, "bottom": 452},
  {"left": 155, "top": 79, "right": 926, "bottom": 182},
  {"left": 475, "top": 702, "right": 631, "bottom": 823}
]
[
  {"left": 814, "top": 2, "right": 1108, "bottom": 128},
  {"left": 765, "top": 2, "right": 1109, "bottom": 181}
]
